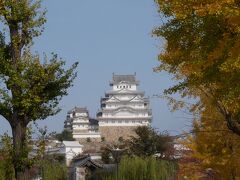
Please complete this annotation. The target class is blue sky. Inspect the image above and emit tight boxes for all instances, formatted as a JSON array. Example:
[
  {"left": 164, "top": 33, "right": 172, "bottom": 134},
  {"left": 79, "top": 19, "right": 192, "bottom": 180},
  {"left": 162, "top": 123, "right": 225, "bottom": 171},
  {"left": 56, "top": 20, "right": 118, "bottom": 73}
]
[{"left": 0, "top": 0, "right": 192, "bottom": 135}]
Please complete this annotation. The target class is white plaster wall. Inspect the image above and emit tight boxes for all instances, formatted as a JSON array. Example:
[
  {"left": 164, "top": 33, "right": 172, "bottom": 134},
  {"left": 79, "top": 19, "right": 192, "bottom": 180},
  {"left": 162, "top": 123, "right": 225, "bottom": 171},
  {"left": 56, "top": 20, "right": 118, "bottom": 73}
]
[
  {"left": 75, "top": 112, "right": 88, "bottom": 117},
  {"left": 73, "top": 124, "right": 89, "bottom": 130},
  {"left": 114, "top": 95, "right": 135, "bottom": 101},
  {"left": 65, "top": 147, "right": 82, "bottom": 156},
  {"left": 73, "top": 118, "right": 88, "bottom": 123},
  {"left": 130, "top": 85, "right": 137, "bottom": 90},
  {"left": 103, "top": 112, "right": 149, "bottom": 118},
  {"left": 99, "top": 120, "right": 150, "bottom": 126},
  {"left": 114, "top": 111, "right": 135, "bottom": 117},
  {"left": 113, "top": 84, "right": 136, "bottom": 91},
  {"left": 105, "top": 102, "right": 146, "bottom": 109},
  {"left": 113, "top": 85, "right": 118, "bottom": 91},
  {"left": 64, "top": 146, "right": 83, "bottom": 166},
  {"left": 73, "top": 133, "right": 101, "bottom": 139}
]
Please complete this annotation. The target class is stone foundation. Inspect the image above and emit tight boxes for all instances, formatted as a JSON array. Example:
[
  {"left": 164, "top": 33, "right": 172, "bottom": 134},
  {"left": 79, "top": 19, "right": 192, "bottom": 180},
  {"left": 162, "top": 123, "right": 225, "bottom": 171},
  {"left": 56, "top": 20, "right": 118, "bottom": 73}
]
[
  {"left": 99, "top": 126, "right": 137, "bottom": 142},
  {"left": 78, "top": 138, "right": 101, "bottom": 144}
]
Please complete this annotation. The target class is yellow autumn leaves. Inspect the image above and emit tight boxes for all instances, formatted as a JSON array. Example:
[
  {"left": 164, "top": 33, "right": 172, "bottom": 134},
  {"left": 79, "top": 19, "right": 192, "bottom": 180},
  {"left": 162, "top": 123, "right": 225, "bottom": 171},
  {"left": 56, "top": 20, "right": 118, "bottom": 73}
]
[{"left": 154, "top": 0, "right": 240, "bottom": 178}]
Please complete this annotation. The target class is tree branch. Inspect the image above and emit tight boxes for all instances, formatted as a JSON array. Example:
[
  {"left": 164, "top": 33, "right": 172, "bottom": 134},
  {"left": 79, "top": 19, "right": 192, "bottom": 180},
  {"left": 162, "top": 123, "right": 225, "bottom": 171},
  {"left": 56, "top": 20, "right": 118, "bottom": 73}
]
[{"left": 0, "top": 102, "right": 12, "bottom": 122}]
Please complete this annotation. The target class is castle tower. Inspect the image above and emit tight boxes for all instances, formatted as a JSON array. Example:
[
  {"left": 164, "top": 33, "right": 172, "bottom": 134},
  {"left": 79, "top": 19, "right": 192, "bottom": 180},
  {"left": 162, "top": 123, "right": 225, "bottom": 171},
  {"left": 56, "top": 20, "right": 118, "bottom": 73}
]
[
  {"left": 97, "top": 73, "right": 152, "bottom": 141},
  {"left": 64, "top": 107, "right": 101, "bottom": 141}
]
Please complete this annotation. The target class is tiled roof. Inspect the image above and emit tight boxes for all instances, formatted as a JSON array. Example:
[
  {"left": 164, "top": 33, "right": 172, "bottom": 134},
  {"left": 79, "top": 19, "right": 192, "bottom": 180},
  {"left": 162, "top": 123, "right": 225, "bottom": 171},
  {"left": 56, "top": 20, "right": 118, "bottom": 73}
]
[
  {"left": 62, "top": 141, "right": 83, "bottom": 147},
  {"left": 89, "top": 118, "right": 99, "bottom": 125},
  {"left": 74, "top": 107, "right": 88, "bottom": 113},
  {"left": 111, "top": 73, "right": 138, "bottom": 84},
  {"left": 106, "top": 90, "right": 144, "bottom": 95},
  {"left": 72, "top": 154, "right": 102, "bottom": 168}
]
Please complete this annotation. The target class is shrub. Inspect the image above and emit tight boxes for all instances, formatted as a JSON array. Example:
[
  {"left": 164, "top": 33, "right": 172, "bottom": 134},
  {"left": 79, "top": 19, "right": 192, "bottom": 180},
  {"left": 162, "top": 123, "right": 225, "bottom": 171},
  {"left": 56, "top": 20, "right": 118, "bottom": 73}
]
[
  {"left": 91, "top": 156, "right": 177, "bottom": 180},
  {"left": 41, "top": 160, "right": 68, "bottom": 180}
]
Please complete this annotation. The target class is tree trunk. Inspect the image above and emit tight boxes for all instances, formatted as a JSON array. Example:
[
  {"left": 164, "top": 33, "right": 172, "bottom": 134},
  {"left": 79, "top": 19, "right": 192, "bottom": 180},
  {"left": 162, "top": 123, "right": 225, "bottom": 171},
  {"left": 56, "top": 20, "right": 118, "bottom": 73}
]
[
  {"left": 11, "top": 119, "right": 28, "bottom": 180},
  {"left": 9, "top": 14, "right": 27, "bottom": 179},
  {"left": 225, "top": 113, "right": 240, "bottom": 136}
]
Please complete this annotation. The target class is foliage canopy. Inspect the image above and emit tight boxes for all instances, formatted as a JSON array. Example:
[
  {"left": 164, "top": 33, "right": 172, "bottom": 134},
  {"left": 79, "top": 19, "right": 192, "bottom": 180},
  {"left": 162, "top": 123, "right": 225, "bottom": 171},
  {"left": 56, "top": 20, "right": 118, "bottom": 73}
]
[
  {"left": 127, "top": 126, "right": 174, "bottom": 158},
  {"left": 55, "top": 129, "right": 74, "bottom": 142},
  {"left": 154, "top": 0, "right": 240, "bottom": 135},
  {"left": 179, "top": 97, "right": 240, "bottom": 179}
]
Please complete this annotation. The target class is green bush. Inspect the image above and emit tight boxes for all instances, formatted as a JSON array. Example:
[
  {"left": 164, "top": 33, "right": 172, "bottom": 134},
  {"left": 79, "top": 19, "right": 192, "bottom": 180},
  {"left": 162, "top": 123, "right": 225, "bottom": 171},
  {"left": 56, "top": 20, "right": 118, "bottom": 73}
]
[
  {"left": 0, "top": 135, "right": 15, "bottom": 180},
  {"left": 41, "top": 160, "right": 68, "bottom": 180},
  {"left": 91, "top": 156, "right": 177, "bottom": 180},
  {"left": 0, "top": 160, "right": 6, "bottom": 180}
]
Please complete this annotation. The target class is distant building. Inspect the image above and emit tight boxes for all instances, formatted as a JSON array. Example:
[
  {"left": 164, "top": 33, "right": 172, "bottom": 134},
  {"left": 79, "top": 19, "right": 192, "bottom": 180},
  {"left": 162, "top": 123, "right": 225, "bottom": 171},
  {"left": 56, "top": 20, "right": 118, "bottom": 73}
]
[
  {"left": 64, "top": 107, "right": 101, "bottom": 141},
  {"left": 69, "top": 155, "right": 102, "bottom": 180},
  {"left": 64, "top": 73, "right": 152, "bottom": 142},
  {"left": 60, "top": 141, "right": 84, "bottom": 166},
  {"left": 31, "top": 140, "right": 84, "bottom": 167}
]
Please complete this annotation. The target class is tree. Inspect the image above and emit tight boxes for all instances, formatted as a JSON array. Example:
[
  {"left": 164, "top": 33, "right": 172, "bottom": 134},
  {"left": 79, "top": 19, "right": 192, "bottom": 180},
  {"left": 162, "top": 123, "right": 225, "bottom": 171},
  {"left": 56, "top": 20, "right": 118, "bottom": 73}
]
[
  {"left": 100, "top": 146, "right": 112, "bottom": 164},
  {"left": 178, "top": 97, "right": 240, "bottom": 179},
  {"left": 127, "top": 126, "right": 174, "bottom": 158},
  {"left": 0, "top": 0, "right": 78, "bottom": 179},
  {"left": 153, "top": 0, "right": 240, "bottom": 136},
  {"left": 55, "top": 129, "right": 74, "bottom": 141}
]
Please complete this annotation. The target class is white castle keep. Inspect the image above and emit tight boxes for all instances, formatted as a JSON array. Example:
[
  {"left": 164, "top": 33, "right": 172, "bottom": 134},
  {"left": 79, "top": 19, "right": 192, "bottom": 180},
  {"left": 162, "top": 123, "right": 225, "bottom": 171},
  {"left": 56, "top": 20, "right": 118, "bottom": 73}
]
[{"left": 64, "top": 73, "right": 152, "bottom": 141}]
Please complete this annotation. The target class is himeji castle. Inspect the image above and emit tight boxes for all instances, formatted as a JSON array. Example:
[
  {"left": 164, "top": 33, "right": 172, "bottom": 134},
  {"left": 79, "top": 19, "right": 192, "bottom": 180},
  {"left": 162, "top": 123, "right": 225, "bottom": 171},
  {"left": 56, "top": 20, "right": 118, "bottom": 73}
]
[{"left": 64, "top": 73, "right": 152, "bottom": 142}]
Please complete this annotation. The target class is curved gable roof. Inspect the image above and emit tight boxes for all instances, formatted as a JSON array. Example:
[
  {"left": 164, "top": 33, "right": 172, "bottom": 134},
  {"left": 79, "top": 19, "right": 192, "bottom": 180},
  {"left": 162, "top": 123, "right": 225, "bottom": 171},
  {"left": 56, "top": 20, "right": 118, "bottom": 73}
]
[{"left": 110, "top": 74, "right": 139, "bottom": 85}]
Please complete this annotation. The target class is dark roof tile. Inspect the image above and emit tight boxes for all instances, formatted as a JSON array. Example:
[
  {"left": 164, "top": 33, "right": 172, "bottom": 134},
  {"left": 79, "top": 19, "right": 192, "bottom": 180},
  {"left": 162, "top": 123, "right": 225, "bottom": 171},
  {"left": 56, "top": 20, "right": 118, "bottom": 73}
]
[
  {"left": 74, "top": 107, "right": 88, "bottom": 113},
  {"left": 111, "top": 74, "right": 138, "bottom": 84}
]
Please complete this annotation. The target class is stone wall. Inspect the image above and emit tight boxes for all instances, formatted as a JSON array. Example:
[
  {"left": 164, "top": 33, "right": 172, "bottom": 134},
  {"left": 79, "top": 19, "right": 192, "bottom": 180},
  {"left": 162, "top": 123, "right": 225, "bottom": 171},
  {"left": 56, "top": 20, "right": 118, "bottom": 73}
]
[
  {"left": 78, "top": 138, "right": 101, "bottom": 144},
  {"left": 99, "top": 126, "right": 137, "bottom": 142}
]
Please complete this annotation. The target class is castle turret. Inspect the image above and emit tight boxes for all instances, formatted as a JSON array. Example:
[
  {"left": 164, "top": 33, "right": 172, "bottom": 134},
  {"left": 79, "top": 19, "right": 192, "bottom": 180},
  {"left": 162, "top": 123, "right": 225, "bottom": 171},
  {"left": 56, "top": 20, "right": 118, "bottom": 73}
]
[{"left": 64, "top": 107, "right": 101, "bottom": 141}]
